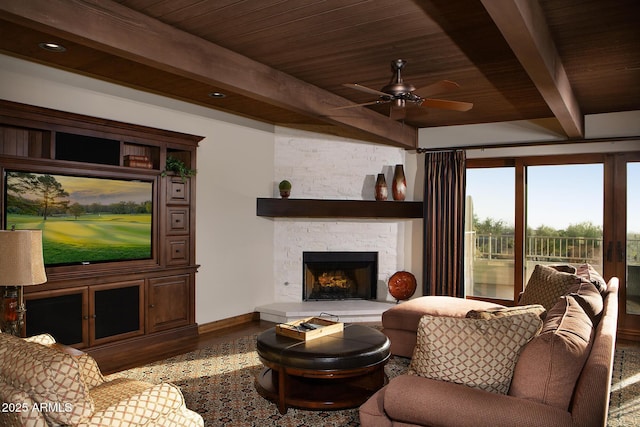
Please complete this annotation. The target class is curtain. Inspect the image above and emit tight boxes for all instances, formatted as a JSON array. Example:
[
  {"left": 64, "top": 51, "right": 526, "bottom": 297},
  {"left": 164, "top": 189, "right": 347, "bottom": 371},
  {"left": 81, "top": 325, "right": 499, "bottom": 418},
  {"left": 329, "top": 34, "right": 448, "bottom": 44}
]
[{"left": 423, "top": 150, "right": 466, "bottom": 297}]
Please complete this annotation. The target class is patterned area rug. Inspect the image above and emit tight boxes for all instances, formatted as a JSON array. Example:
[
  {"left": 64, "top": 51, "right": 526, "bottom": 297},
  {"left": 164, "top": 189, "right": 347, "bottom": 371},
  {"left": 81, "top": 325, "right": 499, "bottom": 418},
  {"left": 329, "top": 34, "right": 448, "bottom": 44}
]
[
  {"left": 107, "top": 333, "right": 410, "bottom": 426},
  {"left": 609, "top": 347, "right": 640, "bottom": 427},
  {"left": 107, "top": 334, "right": 639, "bottom": 426}
]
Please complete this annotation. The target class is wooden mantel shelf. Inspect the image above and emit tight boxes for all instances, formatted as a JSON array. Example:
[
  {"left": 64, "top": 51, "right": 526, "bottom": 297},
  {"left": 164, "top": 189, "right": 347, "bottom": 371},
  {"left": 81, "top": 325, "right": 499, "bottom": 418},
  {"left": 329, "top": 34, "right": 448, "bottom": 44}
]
[{"left": 256, "top": 198, "right": 423, "bottom": 219}]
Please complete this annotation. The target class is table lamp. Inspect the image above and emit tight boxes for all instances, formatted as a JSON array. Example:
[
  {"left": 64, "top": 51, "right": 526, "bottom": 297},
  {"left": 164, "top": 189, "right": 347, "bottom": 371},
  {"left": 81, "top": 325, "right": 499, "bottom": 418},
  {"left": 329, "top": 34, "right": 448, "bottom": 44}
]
[{"left": 0, "top": 229, "right": 47, "bottom": 336}]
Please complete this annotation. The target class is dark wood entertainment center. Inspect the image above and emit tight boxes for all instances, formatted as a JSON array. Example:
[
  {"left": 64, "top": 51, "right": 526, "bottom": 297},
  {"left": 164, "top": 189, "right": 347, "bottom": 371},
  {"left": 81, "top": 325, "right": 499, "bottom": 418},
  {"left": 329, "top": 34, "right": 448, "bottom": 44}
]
[{"left": 0, "top": 100, "right": 202, "bottom": 366}]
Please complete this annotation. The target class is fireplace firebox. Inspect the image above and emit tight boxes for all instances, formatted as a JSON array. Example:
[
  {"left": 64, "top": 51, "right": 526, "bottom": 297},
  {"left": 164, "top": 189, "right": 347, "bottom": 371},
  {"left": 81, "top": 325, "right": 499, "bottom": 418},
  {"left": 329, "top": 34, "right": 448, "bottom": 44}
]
[{"left": 303, "top": 252, "right": 377, "bottom": 301}]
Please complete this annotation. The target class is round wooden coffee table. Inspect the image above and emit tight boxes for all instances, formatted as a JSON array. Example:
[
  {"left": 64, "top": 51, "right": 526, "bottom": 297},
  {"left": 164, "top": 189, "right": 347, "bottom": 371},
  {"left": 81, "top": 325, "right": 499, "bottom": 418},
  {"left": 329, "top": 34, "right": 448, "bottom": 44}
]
[{"left": 255, "top": 323, "right": 390, "bottom": 414}]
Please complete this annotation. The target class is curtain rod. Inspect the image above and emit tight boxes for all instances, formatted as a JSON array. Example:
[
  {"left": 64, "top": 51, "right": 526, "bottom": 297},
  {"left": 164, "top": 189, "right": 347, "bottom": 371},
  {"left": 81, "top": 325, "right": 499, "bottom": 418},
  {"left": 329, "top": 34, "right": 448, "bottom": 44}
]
[
  {"left": 412, "top": 135, "right": 640, "bottom": 153},
  {"left": 415, "top": 148, "right": 460, "bottom": 154}
]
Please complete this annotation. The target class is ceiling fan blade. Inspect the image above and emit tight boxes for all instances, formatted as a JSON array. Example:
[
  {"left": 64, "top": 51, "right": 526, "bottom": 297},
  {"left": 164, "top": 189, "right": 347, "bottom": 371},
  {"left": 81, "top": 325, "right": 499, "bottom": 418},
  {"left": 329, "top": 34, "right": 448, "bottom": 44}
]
[
  {"left": 389, "top": 105, "right": 406, "bottom": 120},
  {"left": 413, "top": 80, "right": 461, "bottom": 98},
  {"left": 343, "top": 83, "right": 389, "bottom": 97},
  {"left": 420, "top": 98, "right": 473, "bottom": 112},
  {"left": 332, "top": 100, "right": 382, "bottom": 110}
]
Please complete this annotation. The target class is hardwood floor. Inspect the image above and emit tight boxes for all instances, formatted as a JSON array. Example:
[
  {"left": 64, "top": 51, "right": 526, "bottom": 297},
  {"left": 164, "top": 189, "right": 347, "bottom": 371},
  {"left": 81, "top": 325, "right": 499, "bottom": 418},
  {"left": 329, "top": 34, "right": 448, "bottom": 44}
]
[
  {"left": 615, "top": 338, "right": 640, "bottom": 350},
  {"left": 101, "top": 320, "right": 276, "bottom": 375}
]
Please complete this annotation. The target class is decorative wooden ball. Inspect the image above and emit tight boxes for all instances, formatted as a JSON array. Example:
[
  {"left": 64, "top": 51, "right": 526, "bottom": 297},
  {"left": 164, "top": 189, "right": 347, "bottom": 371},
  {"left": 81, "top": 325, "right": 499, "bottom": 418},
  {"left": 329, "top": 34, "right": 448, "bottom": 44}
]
[{"left": 388, "top": 271, "right": 417, "bottom": 302}]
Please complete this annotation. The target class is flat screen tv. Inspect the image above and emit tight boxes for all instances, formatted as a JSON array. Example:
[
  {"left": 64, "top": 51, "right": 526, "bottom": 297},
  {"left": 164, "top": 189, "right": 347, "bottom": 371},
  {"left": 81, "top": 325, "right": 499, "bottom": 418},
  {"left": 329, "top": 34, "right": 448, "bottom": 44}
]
[{"left": 4, "top": 170, "right": 153, "bottom": 267}]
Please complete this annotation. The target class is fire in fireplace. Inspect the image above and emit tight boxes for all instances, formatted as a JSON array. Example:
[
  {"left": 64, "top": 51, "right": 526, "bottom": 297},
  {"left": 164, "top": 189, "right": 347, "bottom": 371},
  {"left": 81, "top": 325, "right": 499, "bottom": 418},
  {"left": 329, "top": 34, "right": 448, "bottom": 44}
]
[{"left": 303, "top": 251, "right": 378, "bottom": 301}]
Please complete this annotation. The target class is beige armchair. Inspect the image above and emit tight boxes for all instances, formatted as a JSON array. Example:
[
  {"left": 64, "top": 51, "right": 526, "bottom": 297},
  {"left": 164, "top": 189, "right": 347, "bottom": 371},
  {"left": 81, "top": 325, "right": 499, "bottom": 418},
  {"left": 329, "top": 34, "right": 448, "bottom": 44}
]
[{"left": 0, "top": 332, "right": 203, "bottom": 427}]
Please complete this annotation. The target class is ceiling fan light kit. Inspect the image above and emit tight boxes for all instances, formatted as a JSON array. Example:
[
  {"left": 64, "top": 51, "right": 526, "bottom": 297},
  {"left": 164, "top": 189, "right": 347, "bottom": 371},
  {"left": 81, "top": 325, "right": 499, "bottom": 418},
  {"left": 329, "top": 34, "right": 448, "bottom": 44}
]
[{"left": 340, "top": 59, "right": 474, "bottom": 120}]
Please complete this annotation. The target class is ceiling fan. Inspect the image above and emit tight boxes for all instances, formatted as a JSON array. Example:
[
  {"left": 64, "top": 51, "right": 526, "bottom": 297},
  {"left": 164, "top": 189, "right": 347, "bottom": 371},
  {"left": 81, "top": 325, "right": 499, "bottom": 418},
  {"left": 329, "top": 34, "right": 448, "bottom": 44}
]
[{"left": 337, "top": 59, "right": 473, "bottom": 120}]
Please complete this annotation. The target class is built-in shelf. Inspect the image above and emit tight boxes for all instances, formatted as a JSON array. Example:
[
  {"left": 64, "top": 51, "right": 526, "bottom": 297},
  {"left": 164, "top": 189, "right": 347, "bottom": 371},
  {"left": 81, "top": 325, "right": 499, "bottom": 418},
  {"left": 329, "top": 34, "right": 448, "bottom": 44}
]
[{"left": 256, "top": 198, "right": 423, "bottom": 219}]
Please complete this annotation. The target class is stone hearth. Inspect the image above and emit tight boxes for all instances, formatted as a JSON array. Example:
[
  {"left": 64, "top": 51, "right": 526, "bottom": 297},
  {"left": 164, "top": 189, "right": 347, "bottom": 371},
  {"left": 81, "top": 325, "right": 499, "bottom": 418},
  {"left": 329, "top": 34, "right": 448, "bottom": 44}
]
[{"left": 256, "top": 300, "right": 395, "bottom": 323}]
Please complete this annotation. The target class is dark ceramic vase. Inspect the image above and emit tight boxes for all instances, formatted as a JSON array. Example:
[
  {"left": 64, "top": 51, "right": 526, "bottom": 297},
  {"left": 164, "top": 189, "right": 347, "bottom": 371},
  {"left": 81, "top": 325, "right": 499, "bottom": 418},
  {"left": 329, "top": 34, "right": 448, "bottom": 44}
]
[
  {"left": 375, "top": 173, "right": 388, "bottom": 201},
  {"left": 392, "top": 164, "right": 406, "bottom": 201}
]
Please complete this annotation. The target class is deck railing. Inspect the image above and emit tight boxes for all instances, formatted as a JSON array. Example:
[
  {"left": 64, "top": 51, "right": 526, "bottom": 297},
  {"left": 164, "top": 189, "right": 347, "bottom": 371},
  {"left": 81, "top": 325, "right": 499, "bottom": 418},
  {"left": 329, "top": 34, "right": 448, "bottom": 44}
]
[{"left": 474, "top": 234, "right": 640, "bottom": 265}]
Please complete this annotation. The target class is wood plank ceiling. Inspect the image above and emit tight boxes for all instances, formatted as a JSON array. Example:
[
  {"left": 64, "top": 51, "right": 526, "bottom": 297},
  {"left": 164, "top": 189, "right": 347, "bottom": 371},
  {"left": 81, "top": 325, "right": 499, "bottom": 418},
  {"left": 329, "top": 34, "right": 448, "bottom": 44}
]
[{"left": 0, "top": 0, "right": 638, "bottom": 149}]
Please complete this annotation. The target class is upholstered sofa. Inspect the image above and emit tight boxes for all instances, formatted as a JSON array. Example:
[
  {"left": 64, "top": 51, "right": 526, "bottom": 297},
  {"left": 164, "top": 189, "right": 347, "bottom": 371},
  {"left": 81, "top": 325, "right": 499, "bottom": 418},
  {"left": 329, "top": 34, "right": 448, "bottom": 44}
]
[
  {"left": 0, "top": 332, "right": 203, "bottom": 426},
  {"left": 361, "top": 264, "right": 618, "bottom": 427}
]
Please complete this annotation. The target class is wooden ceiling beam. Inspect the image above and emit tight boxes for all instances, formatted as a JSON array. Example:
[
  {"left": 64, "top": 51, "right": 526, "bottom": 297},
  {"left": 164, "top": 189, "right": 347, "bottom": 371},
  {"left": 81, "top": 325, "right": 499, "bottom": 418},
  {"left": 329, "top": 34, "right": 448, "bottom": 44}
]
[
  {"left": 480, "top": 0, "right": 584, "bottom": 138},
  {"left": 0, "top": 0, "right": 417, "bottom": 149}
]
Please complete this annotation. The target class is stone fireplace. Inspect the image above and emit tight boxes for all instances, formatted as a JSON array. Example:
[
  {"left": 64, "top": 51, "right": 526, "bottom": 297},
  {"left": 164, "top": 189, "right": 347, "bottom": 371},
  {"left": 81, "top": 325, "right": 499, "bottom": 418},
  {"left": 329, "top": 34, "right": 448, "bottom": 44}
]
[
  {"left": 266, "top": 126, "right": 421, "bottom": 308},
  {"left": 255, "top": 127, "right": 421, "bottom": 323},
  {"left": 303, "top": 251, "right": 377, "bottom": 301}
]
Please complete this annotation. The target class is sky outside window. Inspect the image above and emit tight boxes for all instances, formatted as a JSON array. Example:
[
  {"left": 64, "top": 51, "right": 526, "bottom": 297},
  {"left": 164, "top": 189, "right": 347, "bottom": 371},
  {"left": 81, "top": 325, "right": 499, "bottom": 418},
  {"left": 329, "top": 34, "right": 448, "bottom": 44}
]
[
  {"left": 527, "top": 164, "right": 603, "bottom": 231},
  {"left": 466, "top": 167, "right": 514, "bottom": 228},
  {"left": 468, "top": 163, "right": 640, "bottom": 233}
]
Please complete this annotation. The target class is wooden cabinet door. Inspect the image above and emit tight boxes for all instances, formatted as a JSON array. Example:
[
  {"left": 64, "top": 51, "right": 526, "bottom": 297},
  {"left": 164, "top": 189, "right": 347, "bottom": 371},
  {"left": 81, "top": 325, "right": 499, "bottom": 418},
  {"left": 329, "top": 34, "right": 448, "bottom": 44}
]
[
  {"left": 89, "top": 281, "right": 145, "bottom": 346},
  {"left": 24, "top": 287, "right": 89, "bottom": 348},
  {"left": 147, "top": 275, "right": 191, "bottom": 333}
]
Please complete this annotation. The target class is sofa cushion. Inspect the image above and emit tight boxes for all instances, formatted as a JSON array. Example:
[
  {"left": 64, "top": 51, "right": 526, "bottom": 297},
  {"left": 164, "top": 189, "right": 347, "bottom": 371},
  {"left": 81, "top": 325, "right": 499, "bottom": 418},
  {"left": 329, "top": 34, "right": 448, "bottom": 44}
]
[
  {"left": 89, "top": 379, "right": 187, "bottom": 425},
  {"left": 408, "top": 308, "right": 543, "bottom": 395},
  {"left": 0, "top": 382, "right": 48, "bottom": 427},
  {"left": 549, "top": 264, "right": 577, "bottom": 274},
  {"left": 519, "top": 264, "right": 582, "bottom": 311},
  {"left": 576, "top": 263, "right": 607, "bottom": 293},
  {"left": 466, "top": 304, "right": 546, "bottom": 320},
  {"left": 0, "top": 333, "right": 94, "bottom": 425},
  {"left": 566, "top": 279, "right": 604, "bottom": 323},
  {"left": 509, "top": 295, "right": 594, "bottom": 410},
  {"left": 382, "top": 296, "right": 505, "bottom": 331},
  {"left": 76, "top": 353, "right": 106, "bottom": 389}
]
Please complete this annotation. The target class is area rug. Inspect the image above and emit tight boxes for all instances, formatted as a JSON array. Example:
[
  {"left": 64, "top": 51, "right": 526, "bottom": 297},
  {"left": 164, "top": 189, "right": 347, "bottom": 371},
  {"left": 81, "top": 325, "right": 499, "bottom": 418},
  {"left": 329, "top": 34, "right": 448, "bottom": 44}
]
[
  {"left": 107, "top": 333, "right": 410, "bottom": 426},
  {"left": 609, "top": 346, "right": 640, "bottom": 427},
  {"left": 107, "top": 334, "right": 639, "bottom": 426}
]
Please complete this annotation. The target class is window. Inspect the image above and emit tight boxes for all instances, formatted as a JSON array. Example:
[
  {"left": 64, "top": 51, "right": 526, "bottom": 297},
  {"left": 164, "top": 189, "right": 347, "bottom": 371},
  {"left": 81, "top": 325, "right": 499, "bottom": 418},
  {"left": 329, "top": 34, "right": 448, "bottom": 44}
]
[
  {"left": 466, "top": 152, "right": 640, "bottom": 339},
  {"left": 465, "top": 167, "right": 515, "bottom": 300},
  {"left": 525, "top": 164, "right": 604, "bottom": 284},
  {"left": 465, "top": 155, "right": 605, "bottom": 302},
  {"left": 624, "top": 161, "right": 640, "bottom": 314}
]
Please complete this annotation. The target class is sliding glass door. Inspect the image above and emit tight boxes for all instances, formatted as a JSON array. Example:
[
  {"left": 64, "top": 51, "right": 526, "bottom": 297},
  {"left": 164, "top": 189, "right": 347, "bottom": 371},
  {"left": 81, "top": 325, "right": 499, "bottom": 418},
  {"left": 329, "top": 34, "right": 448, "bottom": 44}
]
[
  {"left": 625, "top": 161, "right": 640, "bottom": 314},
  {"left": 465, "top": 164, "right": 515, "bottom": 301},
  {"left": 466, "top": 151, "right": 640, "bottom": 339},
  {"left": 525, "top": 164, "right": 604, "bottom": 284},
  {"left": 609, "top": 153, "right": 640, "bottom": 339}
]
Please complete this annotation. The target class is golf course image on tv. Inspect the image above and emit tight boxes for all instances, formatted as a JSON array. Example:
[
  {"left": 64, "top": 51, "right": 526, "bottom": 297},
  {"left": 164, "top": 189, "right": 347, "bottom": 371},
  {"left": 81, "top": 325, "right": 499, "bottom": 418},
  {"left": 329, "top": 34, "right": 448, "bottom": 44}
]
[{"left": 5, "top": 171, "right": 153, "bottom": 266}]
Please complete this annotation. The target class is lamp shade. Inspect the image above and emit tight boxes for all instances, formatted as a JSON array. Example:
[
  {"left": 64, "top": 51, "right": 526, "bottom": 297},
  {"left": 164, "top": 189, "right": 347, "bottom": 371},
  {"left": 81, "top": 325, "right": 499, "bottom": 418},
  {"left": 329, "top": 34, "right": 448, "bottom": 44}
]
[{"left": 0, "top": 230, "right": 47, "bottom": 286}]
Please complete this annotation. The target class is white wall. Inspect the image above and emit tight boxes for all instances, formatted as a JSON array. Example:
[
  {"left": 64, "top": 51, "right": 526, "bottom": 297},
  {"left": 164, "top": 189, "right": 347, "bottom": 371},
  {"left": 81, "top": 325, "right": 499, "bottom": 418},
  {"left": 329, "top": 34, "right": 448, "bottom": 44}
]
[
  {"left": 418, "top": 115, "right": 640, "bottom": 156},
  {"left": 0, "top": 54, "right": 276, "bottom": 324}
]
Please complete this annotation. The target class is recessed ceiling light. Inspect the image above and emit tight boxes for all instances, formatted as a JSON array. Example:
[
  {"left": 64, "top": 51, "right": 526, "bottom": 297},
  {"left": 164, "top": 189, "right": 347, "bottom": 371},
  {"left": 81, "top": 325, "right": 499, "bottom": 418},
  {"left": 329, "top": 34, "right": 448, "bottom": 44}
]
[
  {"left": 38, "top": 42, "right": 66, "bottom": 52},
  {"left": 208, "top": 92, "right": 226, "bottom": 99}
]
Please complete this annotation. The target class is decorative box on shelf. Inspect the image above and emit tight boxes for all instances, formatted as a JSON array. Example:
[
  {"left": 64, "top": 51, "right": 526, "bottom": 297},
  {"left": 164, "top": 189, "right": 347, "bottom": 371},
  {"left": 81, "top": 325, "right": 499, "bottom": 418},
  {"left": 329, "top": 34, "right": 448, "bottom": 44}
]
[{"left": 275, "top": 317, "right": 344, "bottom": 341}]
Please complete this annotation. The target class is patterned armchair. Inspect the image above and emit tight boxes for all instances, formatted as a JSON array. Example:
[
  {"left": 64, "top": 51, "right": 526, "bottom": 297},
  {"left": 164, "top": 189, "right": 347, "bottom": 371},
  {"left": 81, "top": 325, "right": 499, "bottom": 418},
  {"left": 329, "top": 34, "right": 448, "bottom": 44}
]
[{"left": 0, "top": 332, "right": 203, "bottom": 426}]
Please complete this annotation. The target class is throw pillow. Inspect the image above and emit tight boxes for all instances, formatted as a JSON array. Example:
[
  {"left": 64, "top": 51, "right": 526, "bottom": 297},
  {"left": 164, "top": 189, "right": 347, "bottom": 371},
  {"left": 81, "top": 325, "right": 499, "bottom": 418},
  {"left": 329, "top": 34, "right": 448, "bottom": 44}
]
[
  {"left": 519, "top": 264, "right": 582, "bottom": 311},
  {"left": 576, "top": 263, "right": 607, "bottom": 293},
  {"left": 408, "top": 311, "right": 543, "bottom": 395},
  {"left": 0, "top": 333, "right": 94, "bottom": 425},
  {"left": 509, "top": 295, "right": 594, "bottom": 410},
  {"left": 549, "top": 264, "right": 577, "bottom": 274},
  {"left": 466, "top": 304, "right": 546, "bottom": 320},
  {"left": 566, "top": 279, "right": 604, "bottom": 323}
]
